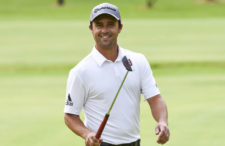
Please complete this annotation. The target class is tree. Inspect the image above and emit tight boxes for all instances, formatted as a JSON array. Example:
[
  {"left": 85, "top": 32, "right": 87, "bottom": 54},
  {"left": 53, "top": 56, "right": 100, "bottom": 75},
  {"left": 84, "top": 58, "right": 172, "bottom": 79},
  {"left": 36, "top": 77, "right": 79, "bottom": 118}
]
[
  {"left": 146, "top": 0, "right": 158, "bottom": 8},
  {"left": 198, "top": 0, "right": 217, "bottom": 3},
  {"left": 207, "top": 0, "right": 216, "bottom": 2},
  {"left": 57, "top": 0, "right": 64, "bottom": 6}
]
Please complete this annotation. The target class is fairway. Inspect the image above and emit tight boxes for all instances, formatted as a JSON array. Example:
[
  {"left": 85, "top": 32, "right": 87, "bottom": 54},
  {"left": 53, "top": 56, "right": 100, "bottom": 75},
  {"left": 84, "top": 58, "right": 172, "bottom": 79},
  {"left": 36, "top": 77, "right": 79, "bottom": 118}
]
[
  {"left": 1, "top": 0, "right": 225, "bottom": 145},
  {"left": 0, "top": 18, "right": 225, "bottom": 146},
  {"left": 0, "top": 18, "right": 225, "bottom": 66},
  {"left": 1, "top": 64, "right": 225, "bottom": 146}
]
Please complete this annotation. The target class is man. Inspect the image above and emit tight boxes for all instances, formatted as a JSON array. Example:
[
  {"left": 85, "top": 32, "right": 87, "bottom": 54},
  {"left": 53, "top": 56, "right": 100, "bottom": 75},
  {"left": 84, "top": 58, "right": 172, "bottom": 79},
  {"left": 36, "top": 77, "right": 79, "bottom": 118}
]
[{"left": 64, "top": 3, "right": 170, "bottom": 146}]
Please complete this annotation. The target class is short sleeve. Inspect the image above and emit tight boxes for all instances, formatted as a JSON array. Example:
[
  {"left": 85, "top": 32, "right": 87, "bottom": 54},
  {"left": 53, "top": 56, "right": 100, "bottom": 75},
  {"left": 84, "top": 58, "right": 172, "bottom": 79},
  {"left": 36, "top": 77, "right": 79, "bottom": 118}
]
[
  {"left": 140, "top": 55, "right": 160, "bottom": 100},
  {"left": 64, "top": 69, "right": 87, "bottom": 115}
]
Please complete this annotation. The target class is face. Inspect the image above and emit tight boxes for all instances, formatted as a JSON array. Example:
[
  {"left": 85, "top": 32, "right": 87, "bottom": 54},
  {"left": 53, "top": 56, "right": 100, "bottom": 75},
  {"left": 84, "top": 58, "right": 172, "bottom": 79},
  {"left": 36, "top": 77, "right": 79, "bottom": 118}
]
[{"left": 90, "top": 14, "right": 122, "bottom": 50}]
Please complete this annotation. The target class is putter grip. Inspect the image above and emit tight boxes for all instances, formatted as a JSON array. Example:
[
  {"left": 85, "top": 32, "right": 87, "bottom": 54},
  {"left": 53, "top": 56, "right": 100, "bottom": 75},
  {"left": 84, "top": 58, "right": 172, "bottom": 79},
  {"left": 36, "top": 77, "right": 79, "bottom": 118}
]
[{"left": 95, "top": 114, "right": 109, "bottom": 139}]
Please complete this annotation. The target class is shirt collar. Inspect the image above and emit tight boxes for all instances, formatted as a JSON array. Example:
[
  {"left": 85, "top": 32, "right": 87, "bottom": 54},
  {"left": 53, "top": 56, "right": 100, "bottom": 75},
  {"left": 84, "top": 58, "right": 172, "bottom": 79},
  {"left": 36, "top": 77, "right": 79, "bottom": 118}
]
[{"left": 91, "top": 46, "right": 124, "bottom": 66}]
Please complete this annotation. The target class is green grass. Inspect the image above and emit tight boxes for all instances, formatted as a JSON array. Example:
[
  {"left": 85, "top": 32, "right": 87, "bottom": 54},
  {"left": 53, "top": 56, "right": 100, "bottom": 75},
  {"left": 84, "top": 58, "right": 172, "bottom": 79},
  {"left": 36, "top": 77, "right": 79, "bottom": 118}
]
[
  {"left": 0, "top": 19, "right": 225, "bottom": 146},
  {"left": 1, "top": 66, "right": 225, "bottom": 146},
  {"left": 0, "top": 18, "right": 225, "bottom": 68},
  {"left": 141, "top": 71, "right": 225, "bottom": 146},
  {"left": 0, "top": 0, "right": 225, "bottom": 19},
  {"left": 1, "top": 0, "right": 225, "bottom": 145}
]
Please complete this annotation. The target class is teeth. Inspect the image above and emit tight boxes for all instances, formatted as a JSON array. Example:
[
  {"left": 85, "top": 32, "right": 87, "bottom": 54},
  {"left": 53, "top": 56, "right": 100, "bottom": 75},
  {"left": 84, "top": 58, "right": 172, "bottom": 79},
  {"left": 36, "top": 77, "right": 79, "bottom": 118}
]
[
  {"left": 100, "top": 34, "right": 110, "bottom": 39},
  {"left": 102, "top": 35, "right": 109, "bottom": 39}
]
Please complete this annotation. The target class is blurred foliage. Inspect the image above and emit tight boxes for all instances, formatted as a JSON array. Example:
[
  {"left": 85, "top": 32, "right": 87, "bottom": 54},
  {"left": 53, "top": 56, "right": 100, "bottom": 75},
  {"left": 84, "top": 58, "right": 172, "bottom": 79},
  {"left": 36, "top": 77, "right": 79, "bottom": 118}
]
[{"left": 0, "top": 0, "right": 225, "bottom": 19}]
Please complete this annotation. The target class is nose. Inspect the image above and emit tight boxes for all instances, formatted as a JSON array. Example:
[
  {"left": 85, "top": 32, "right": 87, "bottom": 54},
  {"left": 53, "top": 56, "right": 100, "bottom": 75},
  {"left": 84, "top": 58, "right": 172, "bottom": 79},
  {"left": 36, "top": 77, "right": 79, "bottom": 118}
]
[{"left": 101, "top": 26, "right": 109, "bottom": 34}]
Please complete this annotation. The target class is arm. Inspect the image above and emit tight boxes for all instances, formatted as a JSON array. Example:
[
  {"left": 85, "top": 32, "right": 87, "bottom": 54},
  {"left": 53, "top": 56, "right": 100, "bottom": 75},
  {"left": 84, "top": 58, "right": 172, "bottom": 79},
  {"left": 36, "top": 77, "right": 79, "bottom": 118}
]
[
  {"left": 147, "top": 94, "right": 170, "bottom": 144},
  {"left": 64, "top": 113, "right": 102, "bottom": 146}
]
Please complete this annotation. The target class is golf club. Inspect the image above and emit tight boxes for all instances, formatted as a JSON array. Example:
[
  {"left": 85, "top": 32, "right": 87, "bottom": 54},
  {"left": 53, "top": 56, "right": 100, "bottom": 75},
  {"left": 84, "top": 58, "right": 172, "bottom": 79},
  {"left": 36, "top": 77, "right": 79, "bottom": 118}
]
[{"left": 95, "top": 56, "right": 133, "bottom": 139}]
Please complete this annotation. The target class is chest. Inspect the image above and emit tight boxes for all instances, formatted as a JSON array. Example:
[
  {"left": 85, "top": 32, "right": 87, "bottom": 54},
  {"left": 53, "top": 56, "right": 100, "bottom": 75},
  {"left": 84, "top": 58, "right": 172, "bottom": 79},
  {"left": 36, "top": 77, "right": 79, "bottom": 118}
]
[{"left": 85, "top": 62, "right": 141, "bottom": 101}]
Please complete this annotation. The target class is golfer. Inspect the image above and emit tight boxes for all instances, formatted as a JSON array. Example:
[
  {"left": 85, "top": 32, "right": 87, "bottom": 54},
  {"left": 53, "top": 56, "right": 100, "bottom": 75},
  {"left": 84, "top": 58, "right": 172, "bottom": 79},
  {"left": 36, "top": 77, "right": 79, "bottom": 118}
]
[{"left": 64, "top": 3, "right": 170, "bottom": 146}]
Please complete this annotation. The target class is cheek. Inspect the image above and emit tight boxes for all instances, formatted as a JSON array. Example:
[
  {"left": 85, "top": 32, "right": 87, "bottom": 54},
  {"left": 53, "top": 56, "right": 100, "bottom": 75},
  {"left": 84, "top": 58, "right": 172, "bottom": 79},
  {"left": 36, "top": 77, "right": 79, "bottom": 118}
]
[
  {"left": 92, "top": 30, "right": 99, "bottom": 37},
  {"left": 112, "top": 30, "right": 119, "bottom": 37},
  {"left": 111, "top": 27, "right": 120, "bottom": 35},
  {"left": 94, "top": 29, "right": 101, "bottom": 35}
]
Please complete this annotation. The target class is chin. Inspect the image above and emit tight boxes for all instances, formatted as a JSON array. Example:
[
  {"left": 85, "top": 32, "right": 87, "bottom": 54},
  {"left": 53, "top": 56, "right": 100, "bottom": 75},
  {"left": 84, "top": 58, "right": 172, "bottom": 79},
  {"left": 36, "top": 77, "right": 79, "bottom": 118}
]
[
  {"left": 99, "top": 42, "right": 113, "bottom": 48},
  {"left": 100, "top": 44, "right": 113, "bottom": 49}
]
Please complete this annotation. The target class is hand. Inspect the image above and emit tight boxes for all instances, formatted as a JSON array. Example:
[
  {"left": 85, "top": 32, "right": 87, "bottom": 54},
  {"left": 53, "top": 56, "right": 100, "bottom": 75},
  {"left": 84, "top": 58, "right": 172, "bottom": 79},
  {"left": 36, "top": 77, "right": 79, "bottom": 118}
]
[
  {"left": 155, "top": 122, "right": 170, "bottom": 144},
  {"left": 85, "top": 132, "right": 103, "bottom": 146}
]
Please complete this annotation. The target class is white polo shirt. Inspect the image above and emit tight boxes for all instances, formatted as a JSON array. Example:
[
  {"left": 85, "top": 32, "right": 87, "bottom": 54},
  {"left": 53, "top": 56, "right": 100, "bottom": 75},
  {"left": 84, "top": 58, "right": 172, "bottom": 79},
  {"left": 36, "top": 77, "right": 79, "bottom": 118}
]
[{"left": 64, "top": 46, "right": 160, "bottom": 144}]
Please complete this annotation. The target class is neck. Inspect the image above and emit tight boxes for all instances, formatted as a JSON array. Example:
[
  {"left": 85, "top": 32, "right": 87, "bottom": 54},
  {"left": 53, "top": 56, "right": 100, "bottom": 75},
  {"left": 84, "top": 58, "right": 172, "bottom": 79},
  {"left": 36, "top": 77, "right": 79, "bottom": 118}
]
[{"left": 95, "top": 44, "right": 119, "bottom": 62}]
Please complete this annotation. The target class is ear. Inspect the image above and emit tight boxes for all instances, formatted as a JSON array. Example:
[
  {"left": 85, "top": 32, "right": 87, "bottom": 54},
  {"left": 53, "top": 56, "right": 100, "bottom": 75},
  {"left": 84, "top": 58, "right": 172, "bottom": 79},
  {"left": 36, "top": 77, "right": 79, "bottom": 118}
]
[
  {"left": 89, "top": 24, "right": 92, "bottom": 31},
  {"left": 119, "top": 24, "right": 123, "bottom": 33}
]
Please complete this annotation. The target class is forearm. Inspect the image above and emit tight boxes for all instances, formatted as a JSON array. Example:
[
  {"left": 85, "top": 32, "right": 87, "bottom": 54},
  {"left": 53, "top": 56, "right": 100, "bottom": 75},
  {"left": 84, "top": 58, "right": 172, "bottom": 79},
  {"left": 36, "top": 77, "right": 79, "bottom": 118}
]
[
  {"left": 64, "top": 113, "right": 91, "bottom": 139},
  {"left": 148, "top": 94, "right": 170, "bottom": 144},
  {"left": 147, "top": 94, "right": 168, "bottom": 124}
]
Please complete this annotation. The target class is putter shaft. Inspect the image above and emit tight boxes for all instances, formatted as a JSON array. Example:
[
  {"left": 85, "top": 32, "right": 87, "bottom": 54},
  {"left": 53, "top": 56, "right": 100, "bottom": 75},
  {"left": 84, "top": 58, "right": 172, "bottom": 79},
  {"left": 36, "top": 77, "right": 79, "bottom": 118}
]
[
  {"left": 95, "top": 70, "right": 129, "bottom": 139},
  {"left": 107, "top": 70, "right": 129, "bottom": 114}
]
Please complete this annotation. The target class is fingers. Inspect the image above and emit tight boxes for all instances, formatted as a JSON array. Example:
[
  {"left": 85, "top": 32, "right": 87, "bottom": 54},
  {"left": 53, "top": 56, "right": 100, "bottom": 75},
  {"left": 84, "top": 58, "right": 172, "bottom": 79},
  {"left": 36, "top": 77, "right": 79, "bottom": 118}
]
[
  {"left": 99, "top": 138, "right": 103, "bottom": 143},
  {"left": 85, "top": 132, "right": 102, "bottom": 146},
  {"left": 155, "top": 125, "right": 160, "bottom": 135},
  {"left": 155, "top": 123, "right": 170, "bottom": 144}
]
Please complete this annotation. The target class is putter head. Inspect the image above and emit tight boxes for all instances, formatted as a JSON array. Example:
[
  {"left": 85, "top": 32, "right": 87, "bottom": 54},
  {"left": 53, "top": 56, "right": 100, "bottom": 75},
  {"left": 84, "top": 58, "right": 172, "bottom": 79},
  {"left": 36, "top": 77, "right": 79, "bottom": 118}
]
[{"left": 122, "top": 56, "right": 132, "bottom": 71}]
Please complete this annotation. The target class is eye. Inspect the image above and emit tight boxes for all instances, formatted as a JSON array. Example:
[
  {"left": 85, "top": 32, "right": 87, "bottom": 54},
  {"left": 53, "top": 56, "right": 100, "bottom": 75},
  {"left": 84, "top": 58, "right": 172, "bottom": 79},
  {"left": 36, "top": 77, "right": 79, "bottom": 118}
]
[
  {"left": 95, "top": 23, "right": 103, "bottom": 27},
  {"left": 108, "top": 22, "right": 115, "bottom": 26}
]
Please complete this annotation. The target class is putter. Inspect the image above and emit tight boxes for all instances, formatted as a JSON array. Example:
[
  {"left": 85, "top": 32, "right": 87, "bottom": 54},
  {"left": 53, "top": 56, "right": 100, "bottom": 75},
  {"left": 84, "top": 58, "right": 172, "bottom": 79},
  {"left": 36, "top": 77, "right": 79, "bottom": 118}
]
[{"left": 95, "top": 56, "right": 133, "bottom": 139}]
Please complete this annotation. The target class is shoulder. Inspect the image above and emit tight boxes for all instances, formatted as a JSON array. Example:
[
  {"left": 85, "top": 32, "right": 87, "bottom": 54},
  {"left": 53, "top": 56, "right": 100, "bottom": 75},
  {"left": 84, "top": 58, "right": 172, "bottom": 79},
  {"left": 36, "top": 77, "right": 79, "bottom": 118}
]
[
  {"left": 69, "top": 53, "right": 96, "bottom": 78},
  {"left": 121, "top": 47, "right": 149, "bottom": 65}
]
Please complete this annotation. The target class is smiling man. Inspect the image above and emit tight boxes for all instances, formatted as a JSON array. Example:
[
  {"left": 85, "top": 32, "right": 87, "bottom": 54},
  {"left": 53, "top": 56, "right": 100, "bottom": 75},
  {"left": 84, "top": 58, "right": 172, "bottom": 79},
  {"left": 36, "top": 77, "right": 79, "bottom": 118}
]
[{"left": 64, "top": 3, "right": 170, "bottom": 146}]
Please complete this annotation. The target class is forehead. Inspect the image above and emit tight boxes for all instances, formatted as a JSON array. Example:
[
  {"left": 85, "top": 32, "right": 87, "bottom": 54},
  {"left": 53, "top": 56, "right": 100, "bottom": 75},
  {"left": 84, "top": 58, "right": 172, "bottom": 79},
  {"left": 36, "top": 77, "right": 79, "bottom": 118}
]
[{"left": 93, "top": 14, "right": 118, "bottom": 23}]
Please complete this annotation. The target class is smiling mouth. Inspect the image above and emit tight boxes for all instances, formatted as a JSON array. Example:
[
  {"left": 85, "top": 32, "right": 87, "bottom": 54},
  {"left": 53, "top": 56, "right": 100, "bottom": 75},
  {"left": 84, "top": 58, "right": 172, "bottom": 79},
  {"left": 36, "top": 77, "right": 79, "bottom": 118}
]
[
  {"left": 99, "top": 33, "right": 112, "bottom": 40},
  {"left": 102, "top": 36, "right": 110, "bottom": 39}
]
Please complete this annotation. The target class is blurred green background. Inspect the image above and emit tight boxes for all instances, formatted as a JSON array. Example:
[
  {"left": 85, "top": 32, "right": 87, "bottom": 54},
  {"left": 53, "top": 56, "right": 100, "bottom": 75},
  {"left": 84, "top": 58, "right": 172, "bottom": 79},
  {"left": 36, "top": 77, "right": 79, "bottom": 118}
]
[{"left": 0, "top": 0, "right": 225, "bottom": 146}]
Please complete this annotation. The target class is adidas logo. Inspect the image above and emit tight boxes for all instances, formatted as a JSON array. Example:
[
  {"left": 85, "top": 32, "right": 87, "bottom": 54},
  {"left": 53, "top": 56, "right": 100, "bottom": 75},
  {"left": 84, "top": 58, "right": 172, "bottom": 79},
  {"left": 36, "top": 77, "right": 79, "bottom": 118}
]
[{"left": 65, "top": 94, "right": 73, "bottom": 106}]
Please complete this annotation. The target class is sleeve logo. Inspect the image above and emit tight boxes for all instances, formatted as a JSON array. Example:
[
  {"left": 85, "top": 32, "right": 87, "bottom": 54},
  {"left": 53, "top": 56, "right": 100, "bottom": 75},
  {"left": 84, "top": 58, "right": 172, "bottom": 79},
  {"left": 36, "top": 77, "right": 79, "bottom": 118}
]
[{"left": 65, "top": 94, "right": 73, "bottom": 106}]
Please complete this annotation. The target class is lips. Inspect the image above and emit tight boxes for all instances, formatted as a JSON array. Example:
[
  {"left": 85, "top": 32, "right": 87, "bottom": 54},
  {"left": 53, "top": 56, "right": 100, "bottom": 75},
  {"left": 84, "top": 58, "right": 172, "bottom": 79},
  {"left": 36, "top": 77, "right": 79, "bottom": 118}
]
[
  {"left": 102, "top": 35, "right": 110, "bottom": 39},
  {"left": 99, "top": 33, "right": 112, "bottom": 39}
]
